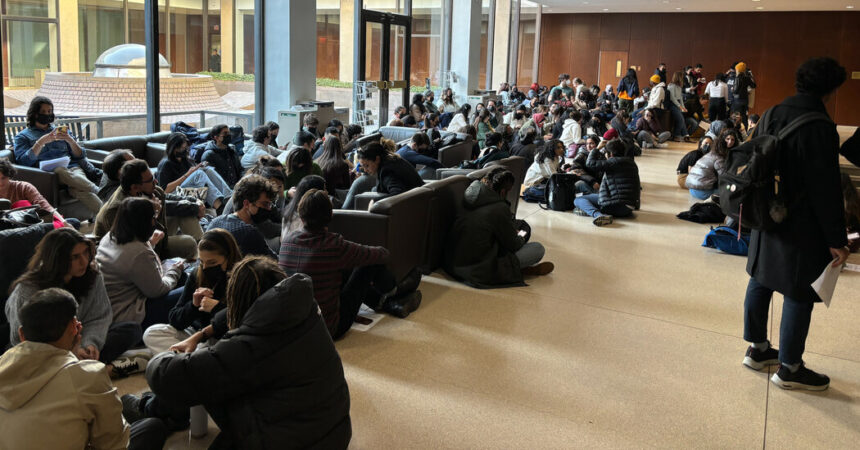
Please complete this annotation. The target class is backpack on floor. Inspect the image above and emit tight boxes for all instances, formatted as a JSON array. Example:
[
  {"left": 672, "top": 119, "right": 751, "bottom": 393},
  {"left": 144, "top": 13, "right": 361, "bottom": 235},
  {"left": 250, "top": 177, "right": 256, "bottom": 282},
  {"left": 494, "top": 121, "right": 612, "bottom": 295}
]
[
  {"left": 718, "top": 108, "right": 832, "bottom": 231},
  {"left": 541, "top": 173, "right": 579, "bottom": 211},
  {"left": 521, "top": 184, "right": 546, "bottom": 203},
  {"left": 702, "top": 226, "right": 750, "bottom": 256}
]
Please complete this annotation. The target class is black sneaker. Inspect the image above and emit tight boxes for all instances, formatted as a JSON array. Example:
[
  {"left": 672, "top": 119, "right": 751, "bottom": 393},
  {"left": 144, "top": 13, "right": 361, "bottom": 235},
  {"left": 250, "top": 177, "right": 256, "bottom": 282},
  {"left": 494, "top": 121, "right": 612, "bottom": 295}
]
[
  {"left": 593, "top": 215, "right": 613, "bottom": 227},
  {"left": 121, "top": 394, "right": 146, "bottom": 424},
  {"left": 743, "top": 344, "right": 780, "bottom": 371},
  {"left": 771, "top": 364, "right": 830, "bottom": 391},
  {"left": 573, "top": 207, "right": 589, "bottom": 217}
]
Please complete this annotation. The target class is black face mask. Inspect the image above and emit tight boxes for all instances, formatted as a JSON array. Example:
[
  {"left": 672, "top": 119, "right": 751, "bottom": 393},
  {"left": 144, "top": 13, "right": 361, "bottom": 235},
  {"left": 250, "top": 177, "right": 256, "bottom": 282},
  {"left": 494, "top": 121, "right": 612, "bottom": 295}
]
[
  {"left": 201, "top": 265, "right": 225, "bottom": 287},
  {"left": 251, "top": 207, "right": 270, "bottom": 224},
  {"left": 488, "top": 106, "right": 496, "bottom": 112},
  {"left": 515, "top": 113, "right": 524, "bottom": 120},
  {"left": 702, "top": 143, "right": 711, "bottom": 152},
  {"left": 37, "top": 113, "right": 55, "bottom": 125}
]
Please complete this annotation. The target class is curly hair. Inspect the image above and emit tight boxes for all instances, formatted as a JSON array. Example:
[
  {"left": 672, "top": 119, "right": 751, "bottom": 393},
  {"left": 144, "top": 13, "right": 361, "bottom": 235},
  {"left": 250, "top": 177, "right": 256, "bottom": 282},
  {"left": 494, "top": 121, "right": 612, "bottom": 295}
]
[
  {"left": 26, "top": 96, "right": 54, "bottom": 127},
  {"left": 0, "top": 157, "right": 17, "bottom": 178},
  {"left": 795, "top": 57, "right": 846, "bottom": 97},
  {"left": 232, "top": 174, "right": 277, "bottom": 208}
]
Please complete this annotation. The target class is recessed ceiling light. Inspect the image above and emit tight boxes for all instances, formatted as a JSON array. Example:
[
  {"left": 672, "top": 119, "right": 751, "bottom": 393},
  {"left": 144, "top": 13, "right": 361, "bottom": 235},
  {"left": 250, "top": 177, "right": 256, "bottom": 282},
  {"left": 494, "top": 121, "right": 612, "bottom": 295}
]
[
  {"left": 676, "top": 7, "right": 682, "bottom": 10},
  {"left": 848, "top": 5, "right": 855, "bottom": 9},
  {"left": 755, "top": 6, "right": 764, "bottom": 9},
  {"left": 752, "top": 0, "right": 761, "bottom": 2},
  {"left": 603, "top": 8, "right": 609, "bottom": 11}
]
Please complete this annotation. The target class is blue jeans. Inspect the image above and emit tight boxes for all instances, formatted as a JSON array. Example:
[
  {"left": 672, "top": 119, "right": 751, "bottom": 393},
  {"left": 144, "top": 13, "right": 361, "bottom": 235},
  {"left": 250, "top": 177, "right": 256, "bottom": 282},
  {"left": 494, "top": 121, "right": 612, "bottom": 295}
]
[
  {"left": 668, "top": 103, "right": 689, "bottom": 138},
  {"left": 575, "top": 180, "right": 596, "bottom": 194},
  {"left": 515, "top": 242, "right": 545, "bottom": 268},
  {"left": 743, "top": 277, "right": 813, "bottom": 365},
  {"left": 182, "top": 167, "right": 233, "bottom": 207},
  {"left": 689, "top": 188, "right": 716, "bottom": 200},
  {"left": 574, "top": 194, "right": 632, "bottom": 218},
  {"left": 342, "top": 174, "right": 378, "bottom": 210}
]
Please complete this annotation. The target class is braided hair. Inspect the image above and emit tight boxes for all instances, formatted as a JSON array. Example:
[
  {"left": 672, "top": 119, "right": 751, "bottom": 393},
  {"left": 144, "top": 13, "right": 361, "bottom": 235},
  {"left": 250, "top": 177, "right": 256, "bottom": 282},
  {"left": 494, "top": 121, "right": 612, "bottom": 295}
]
[{"left": 225, "top": 256, "right": 286, "bottom": 329}]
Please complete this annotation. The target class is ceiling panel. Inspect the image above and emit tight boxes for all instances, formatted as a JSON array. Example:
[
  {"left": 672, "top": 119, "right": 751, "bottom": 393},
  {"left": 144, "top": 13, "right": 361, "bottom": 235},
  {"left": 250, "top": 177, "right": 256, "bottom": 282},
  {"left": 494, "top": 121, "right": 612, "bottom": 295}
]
[{"left": 538, "top": 0, "right": 859, "bottom": 13}]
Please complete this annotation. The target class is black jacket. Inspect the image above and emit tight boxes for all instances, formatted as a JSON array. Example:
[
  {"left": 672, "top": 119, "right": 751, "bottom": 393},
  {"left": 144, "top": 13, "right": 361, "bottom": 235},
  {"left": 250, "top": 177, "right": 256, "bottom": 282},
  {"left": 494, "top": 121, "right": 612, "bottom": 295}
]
[
  {"left": 201, "top": 141, "right": 243, "bottom": 187},
  {"left": 443, "top": 181, "right": 525, "bottom": 288},
  {"left": 586, "top": 149, "right": 640, "bottom": 208},
  {"left": 746, "top": 94, "right": 846, "bottom": 303},
  {"left": 733, "top": 72, "right": 756, "bottom": 102},
  {"left": 167, "top": 269, "right": 228, "bottom": 333},
  {"left": 147, "top": 274, "right": 351, "bottom": 449},
  {"left": 376, "top": 156, "right": 425, "bottom": 195}
]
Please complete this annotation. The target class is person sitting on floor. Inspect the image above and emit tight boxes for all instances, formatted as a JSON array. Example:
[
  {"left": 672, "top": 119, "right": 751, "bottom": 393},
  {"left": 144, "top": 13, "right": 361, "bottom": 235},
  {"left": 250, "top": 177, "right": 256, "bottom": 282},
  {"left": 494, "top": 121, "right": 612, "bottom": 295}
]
[
  {"left": 316, "top": 136, "right": 353, "bottom": 199},
  {"left": 12, "top": 96, "right": 103, "bottom": 217},
  {"left": 676, "top": 137, "right": 711, "bottom": 188},
  {"left": 97, "top": 197, "right": 186, "bottom": 332},
  {"left": 97, "top": 149, "right": 134, "bottom": 203},
  {"left": 284, "top": 147, "right": 323, "bottom": 192},
  {"left": 6, "top": 228, "right": 142, "bottom": 377},
  {"left": 397, "top": 132, "right": 443, "bottom": 180},
  {"left": 95, "top": 159, "right": 201, "bottom": 261},
  {"left": 157, "top": 132, "right": 233, "bottom": 212},
  {"left": 282, "top": 175, "right": 327, "bottom": 239},
  {"left": 201, "top": 124, "right": 243, "bottom": 187},
  {"left": 142, "top": 229, "right": 241, "bottom": 354},
  {"left": 241, "top": 125, "right": 283, "bottom": 169},
  {"left": 523, "top": 139, "right": 565, "bottom": 187},
  {"left": 573, "top": 139, "right": 640, "bottom": 227},
  {"left": 278, "top": 189, "right": 421, "bottom": 340},
  {"left": 0, "top": 288, "right": 169, "bottom": 449},
  {"left": 0, "top": 157, "right": 78, "bottom": 229},
  {"left": 444, "top": 167, "right": 554, "bottom": 288},
  {"left": 635, "top": 108, "right": 672, "bottom": 149},
  {"left": 685, "top": 128, "right": 739, "bottom": 200},
  {"left": 206, "top": 175, "right": 277, "bottom": 258},
  {"left": 146, "top": 257, "right": 352, "bottom": 450}
]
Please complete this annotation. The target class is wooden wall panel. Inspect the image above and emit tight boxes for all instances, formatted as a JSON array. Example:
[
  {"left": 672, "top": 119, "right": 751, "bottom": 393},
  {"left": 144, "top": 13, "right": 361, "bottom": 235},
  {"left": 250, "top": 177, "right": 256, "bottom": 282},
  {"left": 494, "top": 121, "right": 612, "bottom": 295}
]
[{"left": 537, "top": 11, "right": 860, "bottom": 125}]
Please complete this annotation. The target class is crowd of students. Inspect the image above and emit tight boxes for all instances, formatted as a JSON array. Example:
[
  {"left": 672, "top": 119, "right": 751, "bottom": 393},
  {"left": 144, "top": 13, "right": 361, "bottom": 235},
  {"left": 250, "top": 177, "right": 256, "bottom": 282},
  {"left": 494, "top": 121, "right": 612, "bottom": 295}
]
[{"left": 0, "top": 55, "right": 858, "bottom": 448}]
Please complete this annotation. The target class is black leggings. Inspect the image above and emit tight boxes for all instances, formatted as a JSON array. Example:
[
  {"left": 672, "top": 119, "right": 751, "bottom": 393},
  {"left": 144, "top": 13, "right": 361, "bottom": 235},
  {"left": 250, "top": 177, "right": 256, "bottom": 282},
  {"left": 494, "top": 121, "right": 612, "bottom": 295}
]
[
  {"left": 708, "top": 98, "right": 727, "bottom": 122},
  {"left": 334, "top": 265, "right": 397, "bottom": 340}
]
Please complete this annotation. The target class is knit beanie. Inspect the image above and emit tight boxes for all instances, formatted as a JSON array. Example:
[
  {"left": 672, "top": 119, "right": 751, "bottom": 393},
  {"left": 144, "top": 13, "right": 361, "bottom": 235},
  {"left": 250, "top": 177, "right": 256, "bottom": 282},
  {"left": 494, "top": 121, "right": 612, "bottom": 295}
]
[
  {"left": 649, "top": 74, "right": 661, "bottom": 84},
  {"left": 735, "top": 62, "right": 747, "bottom": 73}
]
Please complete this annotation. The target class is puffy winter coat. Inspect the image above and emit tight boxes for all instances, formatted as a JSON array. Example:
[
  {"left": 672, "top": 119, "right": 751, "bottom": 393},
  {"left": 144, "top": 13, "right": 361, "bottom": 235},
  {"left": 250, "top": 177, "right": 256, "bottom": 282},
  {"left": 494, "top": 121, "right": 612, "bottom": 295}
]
[
  {"left": 685, "top": 151, "right": 725, "bottom": 191},
  {"left": 146, "top": 274, "right": 352, "bottom": 449},
  {"left": 585, "top": 149, "right": 640, "bottom": 208}
]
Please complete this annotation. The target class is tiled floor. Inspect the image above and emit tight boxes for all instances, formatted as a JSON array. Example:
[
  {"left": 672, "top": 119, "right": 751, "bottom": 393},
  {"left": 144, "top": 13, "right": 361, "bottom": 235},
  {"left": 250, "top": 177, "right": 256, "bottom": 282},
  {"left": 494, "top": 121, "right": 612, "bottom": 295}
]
[{"left": 116, "top": 141, "right": 860, "bottom": 449}]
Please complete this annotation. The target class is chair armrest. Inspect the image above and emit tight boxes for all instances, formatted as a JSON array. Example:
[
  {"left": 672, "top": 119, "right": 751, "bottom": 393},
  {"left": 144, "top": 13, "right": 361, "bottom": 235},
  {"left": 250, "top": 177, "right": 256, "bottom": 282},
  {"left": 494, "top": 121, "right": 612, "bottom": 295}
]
[
  {"left": 437, "top": 141, "right": 474, "bottom": 167},
  {"left": 145, "top": 143, "right": 166, "bottom": 168},
  {"left": 436, "top": 168, "right": 473, "bottom": 179},
  {"left": 11, "top": 165, "right": 60, "bottom": 207},
  {"left": 328, "top": 210, "right": 389, "bottom": 248},
  {"left": 354, "top": 192, "right": 390, "bottom": 211},
  {"left": 0, "top": 198, "right": 11, "bottom": 210}
]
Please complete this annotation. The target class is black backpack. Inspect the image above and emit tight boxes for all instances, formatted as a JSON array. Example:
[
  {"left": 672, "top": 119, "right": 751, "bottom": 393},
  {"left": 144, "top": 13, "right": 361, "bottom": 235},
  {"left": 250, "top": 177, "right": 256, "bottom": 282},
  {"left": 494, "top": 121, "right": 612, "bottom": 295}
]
[
  {"left": 541, "top": 173, "right": 579, "bottom": 211},
  {"left": 718, "top": 108, "right": 832, "bottom": 230}
]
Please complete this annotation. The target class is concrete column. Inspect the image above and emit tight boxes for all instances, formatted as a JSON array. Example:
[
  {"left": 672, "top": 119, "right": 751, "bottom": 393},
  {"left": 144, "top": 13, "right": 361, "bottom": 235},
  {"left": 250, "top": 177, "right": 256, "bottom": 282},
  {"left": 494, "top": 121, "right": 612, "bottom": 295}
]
[
  {"left": 221, "top": 0, "right": 235, "bottom": 73},
  {"left": 491, "top": 0, "right": 510, "bottom": 88},
  {"left": 263, "top": 0, "right": 317, "bottom": 122},
  {"left": 450, "top": 0, "right": 482, "bottom": 105},
  {"left": 57, "top": 0, "right": 79, "bottom": 72},
  {"left": 235, "top": 7, "right": 246, "bottom": 74},
  {"left": 338, "top": 0, "right": 355, "bottom": 83}
]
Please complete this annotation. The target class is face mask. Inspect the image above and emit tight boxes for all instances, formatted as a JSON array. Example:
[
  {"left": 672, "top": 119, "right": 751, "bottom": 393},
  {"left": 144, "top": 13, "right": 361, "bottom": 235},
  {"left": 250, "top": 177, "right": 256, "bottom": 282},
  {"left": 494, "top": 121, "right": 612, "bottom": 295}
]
[
  {"left": 37, "top": 113, "right": 55, "bottom": 125},
  {"left": 515, "top": 113, "right": 523, "bottom": 120},
  {"left": 250, "top": 207, "right": 270, "bottom": 224},
  {"left": 201, "top": 265, "right": 225, "bottom": 286},
  {"left": 488, "top": 106, "right": 496, "bottom": 112},
  {"left": 702, "top": 143, "right": 711, "bottom": 152}
]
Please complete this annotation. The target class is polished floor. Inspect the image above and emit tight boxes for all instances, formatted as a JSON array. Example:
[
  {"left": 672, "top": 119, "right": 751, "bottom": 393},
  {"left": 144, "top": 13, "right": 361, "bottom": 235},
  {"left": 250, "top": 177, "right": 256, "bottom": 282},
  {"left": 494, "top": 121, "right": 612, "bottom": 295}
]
[{"left": 116, "top": 139, "right": 860, "bottom": 449}]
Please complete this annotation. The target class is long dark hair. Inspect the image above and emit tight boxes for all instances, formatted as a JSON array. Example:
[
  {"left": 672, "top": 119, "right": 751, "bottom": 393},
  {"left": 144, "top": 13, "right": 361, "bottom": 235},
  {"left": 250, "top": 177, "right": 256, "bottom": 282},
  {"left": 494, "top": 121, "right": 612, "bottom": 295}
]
[
  {"left": 537, "top": 139, "right": 564, "bottom": 164},
  {"left": 624, "top": 68, "right": 638, "bottom": 81},
  {"left": 165, "top": 132, "right": 190, "bottom": 165},
  {"left": 713, "top": 128, "right": 742, "bottom": 159},
  {"left": 196, "top": 228, "right": 242, "bottom": 288},
  {"left": 112, "top": 197, "right": 157, "bottom": 244},
  {"left": 26, "top": 96, "right": 54, "bottom": 127},
  {"left": 315, "top": 136, "right": 348, "bottom": 175},
  {"left": 286, "top": 147, "right": 312, "bottom": 176},
  {"left": 12, "top": 228, "right": 98, "bottom": 298},
  {"left": 226, "top": 256, "right": 286, "bottom": 329},
  {"left": 284, "top": 175, "right": 326, "bottom": 224}
]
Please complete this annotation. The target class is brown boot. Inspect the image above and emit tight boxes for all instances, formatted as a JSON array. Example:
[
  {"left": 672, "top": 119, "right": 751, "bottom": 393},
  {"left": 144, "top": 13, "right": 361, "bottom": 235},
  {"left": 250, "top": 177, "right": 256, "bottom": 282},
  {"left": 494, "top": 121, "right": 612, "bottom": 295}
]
[{"left": 522, "top": 261, "right": 554, "bottom": 276}]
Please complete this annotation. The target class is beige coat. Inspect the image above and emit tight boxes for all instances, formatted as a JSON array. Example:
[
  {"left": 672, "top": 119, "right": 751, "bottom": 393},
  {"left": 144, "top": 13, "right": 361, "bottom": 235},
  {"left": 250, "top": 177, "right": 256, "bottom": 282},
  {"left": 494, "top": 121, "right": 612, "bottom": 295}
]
[{"left": 0, "top": 341, "right": 129, "bottom": 450}]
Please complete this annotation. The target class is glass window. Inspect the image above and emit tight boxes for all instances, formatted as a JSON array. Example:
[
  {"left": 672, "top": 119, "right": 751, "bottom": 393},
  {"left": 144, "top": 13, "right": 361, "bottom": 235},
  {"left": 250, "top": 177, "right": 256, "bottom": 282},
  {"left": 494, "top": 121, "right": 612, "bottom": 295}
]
[
  {"left": 4, "top": 0, "right": 52, "bottom": 17},
  {"left": 317, "top": 1, "right": 340, "bottom": 80},
  {"left": 411, "top": 0, "right": 442, "bottom": 89},
  {"left": 516, "top": 9, "right": 537, "bottom": 86},
  {"left": 78, "top": 0, "right": 125, "bottom": 72},
  {"left": 1, "top": 0, "right": 58, "bottom": 88},
  {"left": 479, "top": 0, "right": 490, "bottom": 89}
]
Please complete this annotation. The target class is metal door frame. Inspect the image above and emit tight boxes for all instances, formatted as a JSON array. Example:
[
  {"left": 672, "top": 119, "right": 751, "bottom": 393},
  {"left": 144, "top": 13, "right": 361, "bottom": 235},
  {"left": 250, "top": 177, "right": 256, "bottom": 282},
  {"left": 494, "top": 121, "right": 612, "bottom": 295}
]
[{"left": 356, "top": 9, "right": 411, "bottom": 126}]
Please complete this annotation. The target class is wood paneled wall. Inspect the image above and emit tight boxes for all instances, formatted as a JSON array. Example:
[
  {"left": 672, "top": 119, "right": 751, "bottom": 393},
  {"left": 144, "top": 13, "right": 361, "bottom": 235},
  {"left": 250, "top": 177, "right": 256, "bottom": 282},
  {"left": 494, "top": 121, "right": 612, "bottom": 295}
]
[{"left": 538, "top": 11, "right": 860, "bottom": 126}]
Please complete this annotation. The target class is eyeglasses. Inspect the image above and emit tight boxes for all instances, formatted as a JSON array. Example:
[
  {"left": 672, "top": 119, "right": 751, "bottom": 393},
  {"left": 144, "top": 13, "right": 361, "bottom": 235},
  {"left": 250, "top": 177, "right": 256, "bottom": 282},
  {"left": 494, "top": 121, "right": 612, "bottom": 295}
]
[
  {"left": 254, "top": 200, "right": 274, "bottom": 210},
  {"left": 141, "top": 176, "right": 155, "bottom": 184}
]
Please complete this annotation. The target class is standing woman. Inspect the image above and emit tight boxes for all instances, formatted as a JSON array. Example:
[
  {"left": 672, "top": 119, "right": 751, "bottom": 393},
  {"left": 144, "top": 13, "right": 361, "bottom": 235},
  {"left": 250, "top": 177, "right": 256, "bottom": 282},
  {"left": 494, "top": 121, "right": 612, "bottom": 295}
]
[
  {"left": 97, "top": 197, "right": 186, "bottom": 330},
  {"left": 6, "top": 228, "right": 142, "bottom": 375},
  {"left": 616, "top": 69, "right": 640, "bottom": 114},
  {"left": 667, "top": 71, "right": 691, "bottom": 142},
  {"left": 146, "top": 256, "right": 352, "bottom": 449},
  {"left": 142, "top": 228, "right": 242, "bottom": 354},
  {"left": 706, "top": 73, "right": 729, "bottom": 122}
]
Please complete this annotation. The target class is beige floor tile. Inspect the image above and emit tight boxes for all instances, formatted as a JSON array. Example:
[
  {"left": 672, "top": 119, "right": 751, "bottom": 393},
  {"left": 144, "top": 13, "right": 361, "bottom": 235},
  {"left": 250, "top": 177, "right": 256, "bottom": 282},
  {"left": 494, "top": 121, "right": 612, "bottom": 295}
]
[{"left": 764, "top": 354, "right": 860, "bottom": 448}]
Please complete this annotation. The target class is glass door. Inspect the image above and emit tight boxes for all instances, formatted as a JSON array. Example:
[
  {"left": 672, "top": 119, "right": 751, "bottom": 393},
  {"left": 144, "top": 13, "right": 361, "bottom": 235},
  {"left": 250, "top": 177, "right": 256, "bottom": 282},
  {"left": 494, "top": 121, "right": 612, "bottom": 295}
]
[{"left": 355, "top": 9, "right": 410, "bottom": 130}]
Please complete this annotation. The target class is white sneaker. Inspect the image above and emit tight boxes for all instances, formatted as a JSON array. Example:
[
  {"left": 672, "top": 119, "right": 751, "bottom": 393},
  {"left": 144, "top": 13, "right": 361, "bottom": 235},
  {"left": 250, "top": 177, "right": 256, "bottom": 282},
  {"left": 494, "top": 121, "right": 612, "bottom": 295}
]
[
  {"left": 642, "top": 142, "right": 652, "bottom": 149},
  {"left": 657, "top": 143, "right": 669, "bottom": 148},
  {"left": 111, "top": 353, "right": 151, "bottom": 378}
]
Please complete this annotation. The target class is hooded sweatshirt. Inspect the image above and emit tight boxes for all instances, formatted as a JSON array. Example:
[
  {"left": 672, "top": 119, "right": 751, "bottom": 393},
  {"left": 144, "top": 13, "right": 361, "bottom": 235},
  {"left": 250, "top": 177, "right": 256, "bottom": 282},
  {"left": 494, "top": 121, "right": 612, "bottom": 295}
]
[
  {"left": 0, "top": 341, "right": 129, "bottom": 449},
  {"left": 443, "top": 180, "right": 526, "bottom": 288},
  {"left": 647, "top": 82, "right": 667, "bottom": 110},
  {"left": 560, "top": 119, "right": 583, "bottom": 148}
]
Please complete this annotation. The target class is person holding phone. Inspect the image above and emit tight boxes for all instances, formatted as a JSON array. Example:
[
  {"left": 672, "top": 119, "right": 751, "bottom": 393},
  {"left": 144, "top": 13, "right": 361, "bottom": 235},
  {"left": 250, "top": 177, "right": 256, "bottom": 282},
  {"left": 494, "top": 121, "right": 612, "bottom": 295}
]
[
  {"left": 12, "top": 96, "right": 102, "bottom": 216},
  {"left": 157, "top": 132, "right": 233, "bottom": 212}
]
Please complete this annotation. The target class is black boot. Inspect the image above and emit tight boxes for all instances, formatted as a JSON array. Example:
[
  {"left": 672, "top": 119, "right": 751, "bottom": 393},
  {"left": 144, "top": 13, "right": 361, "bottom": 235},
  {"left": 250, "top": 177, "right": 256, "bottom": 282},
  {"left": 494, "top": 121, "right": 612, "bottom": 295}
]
[{"left": 383, "top": 290, "right": 422, "bottom": 319}]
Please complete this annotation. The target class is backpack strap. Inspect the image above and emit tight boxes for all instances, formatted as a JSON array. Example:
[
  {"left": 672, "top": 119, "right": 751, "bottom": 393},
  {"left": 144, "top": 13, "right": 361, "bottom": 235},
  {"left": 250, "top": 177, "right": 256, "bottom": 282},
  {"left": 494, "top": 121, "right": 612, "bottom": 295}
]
[{"left": 776, "top": 111, "right": 833, "bottom": 141}]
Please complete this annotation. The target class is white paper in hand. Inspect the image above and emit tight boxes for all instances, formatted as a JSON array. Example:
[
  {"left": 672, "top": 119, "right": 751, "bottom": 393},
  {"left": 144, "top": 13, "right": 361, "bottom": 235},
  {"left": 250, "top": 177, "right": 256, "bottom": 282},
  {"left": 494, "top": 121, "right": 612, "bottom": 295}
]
[
  {"left": 38, "top": 156, "right": 70, "bottom": 172},
  {"left": 811, "top": 259, "right": 841, "bottom": 307}
]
